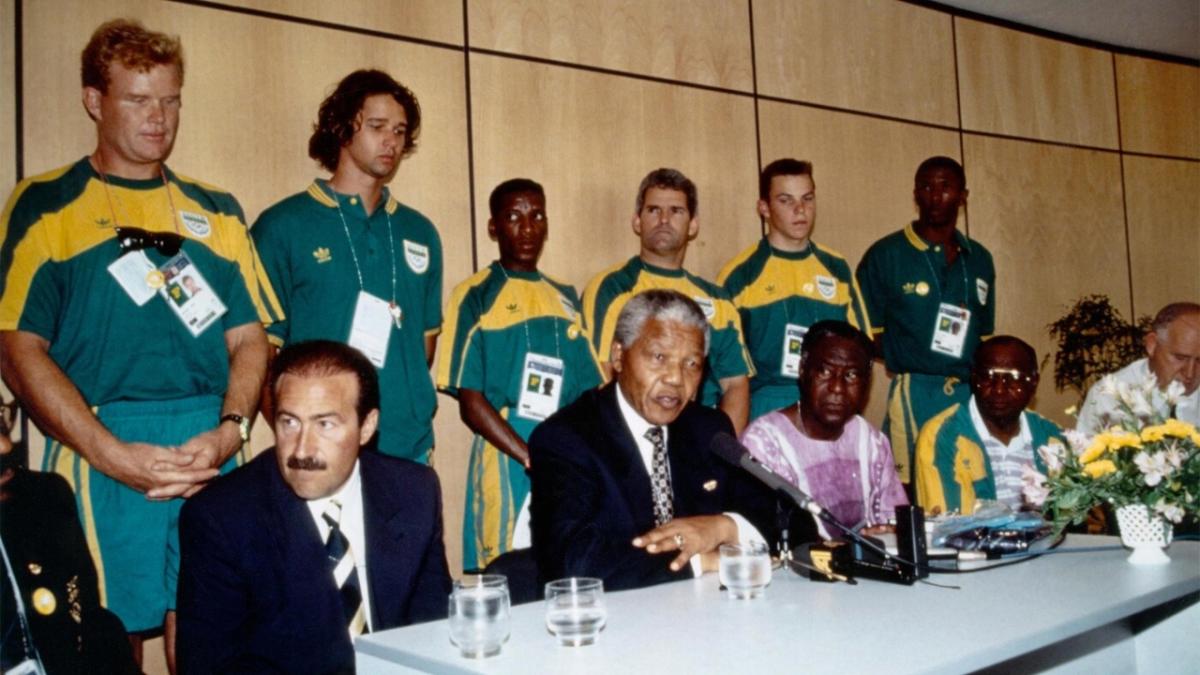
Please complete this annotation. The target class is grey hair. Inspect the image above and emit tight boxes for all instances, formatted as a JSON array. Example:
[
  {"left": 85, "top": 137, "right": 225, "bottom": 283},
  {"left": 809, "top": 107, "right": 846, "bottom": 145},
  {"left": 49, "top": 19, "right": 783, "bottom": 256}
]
[
  {"left": 1152, "top": 302, "right": 1200, "bottom": 337},
  {"left": 613, "top": 289, "right": 710, "bottom": 355},
  {"left": 634, "top": 168, "right": 698, "bottom": 217}
]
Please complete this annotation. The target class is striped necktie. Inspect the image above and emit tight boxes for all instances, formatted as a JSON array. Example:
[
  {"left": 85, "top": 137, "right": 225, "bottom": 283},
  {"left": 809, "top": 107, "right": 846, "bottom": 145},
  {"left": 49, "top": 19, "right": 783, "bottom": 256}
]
[
  {"left": 323, "top": 500, "right": 368, "bottom": 637},
  {"left": 645, "top": 426, "right": 674, "bottom": 526}
]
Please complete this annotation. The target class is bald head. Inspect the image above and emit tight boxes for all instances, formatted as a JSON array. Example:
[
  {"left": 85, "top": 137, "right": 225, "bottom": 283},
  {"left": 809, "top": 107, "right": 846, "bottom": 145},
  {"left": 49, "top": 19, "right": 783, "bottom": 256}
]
[{"left": 1146, "top": 303, "right": 1200, "bottom": 395}]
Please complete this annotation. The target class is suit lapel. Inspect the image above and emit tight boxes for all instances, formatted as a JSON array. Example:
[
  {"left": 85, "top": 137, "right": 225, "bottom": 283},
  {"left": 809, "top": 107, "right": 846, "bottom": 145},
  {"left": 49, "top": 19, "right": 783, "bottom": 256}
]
[
  {"left": 596, "top": 385, "right": 656, "bottom": 530},
  {"left": 262, "top": 452, "right": 345, "bottom": 635},
  {"left": 360, "top": 453, "right": 411, "bottom": 628}
]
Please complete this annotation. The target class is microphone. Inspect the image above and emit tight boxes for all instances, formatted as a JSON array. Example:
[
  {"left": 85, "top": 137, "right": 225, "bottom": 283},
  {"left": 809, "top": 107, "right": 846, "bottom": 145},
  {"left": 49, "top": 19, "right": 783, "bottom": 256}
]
[
  {"left": 709, "top": 432, "right": 828, "bottom": 519},
  {"left": 710, "top": 432, "right": 926, "bottom": 585}
]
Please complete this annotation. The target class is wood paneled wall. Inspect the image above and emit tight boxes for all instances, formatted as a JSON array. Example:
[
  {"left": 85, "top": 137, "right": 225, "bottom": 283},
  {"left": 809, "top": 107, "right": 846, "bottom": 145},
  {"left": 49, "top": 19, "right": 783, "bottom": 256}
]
[{"left": 4, "top": 0, "right": 1198, "bottom": 586}]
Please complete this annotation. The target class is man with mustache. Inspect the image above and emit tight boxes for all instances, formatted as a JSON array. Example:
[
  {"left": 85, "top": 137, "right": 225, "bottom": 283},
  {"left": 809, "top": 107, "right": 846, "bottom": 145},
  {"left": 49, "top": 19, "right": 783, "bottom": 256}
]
[
  {"left": 253, "top": 69, "right": 444, "bottom": 463},
  {"left": 176, "top": 340, "right": 451, "bottom": 673},
  {"left": 0, "top": 19, "right": 278, "bottom": 670},
  {"left": 915, "top": 336, "right": 1064, "bottom": 515},
  {"left": 583, "top": 168, "right": 753, "bottom": 433},
  {"left": 856, "top": 156, "right": 996, "bottom": 496},
  {"left": 437, "top": 178, "right": 602, "bottom": 571}
]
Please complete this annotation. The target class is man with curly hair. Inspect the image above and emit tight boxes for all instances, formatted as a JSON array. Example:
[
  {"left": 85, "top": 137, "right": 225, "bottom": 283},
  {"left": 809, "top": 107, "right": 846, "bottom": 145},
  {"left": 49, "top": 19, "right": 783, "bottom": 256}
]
[
  {"left": 253, "top": 69, "right": 444, "bottom": 463},
  {"left": 0, "top": 18, "right": 279, "bottom": 671}
]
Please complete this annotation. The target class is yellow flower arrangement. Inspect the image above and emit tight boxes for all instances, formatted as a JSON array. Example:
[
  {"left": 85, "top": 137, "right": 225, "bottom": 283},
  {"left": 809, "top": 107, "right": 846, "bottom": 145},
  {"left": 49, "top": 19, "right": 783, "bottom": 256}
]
[
  {"left": 1140, "top": 419, "right": 1200, "bottom": 445},
  {"left": 1082, "top": 459, "right": 1117, "bottom": 478}
]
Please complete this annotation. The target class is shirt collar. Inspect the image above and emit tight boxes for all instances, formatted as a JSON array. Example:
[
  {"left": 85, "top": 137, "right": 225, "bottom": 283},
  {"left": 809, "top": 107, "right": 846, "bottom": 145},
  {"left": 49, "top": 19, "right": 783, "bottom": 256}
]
[
  {"left": 904, "top": 221, "right": 974, "bottom": 255},
  {"left": 968, "top": 396, "right": 1031, "bottom": 448},
  {"left": 307, "top": 179, "right": 396, "bottom": 215},
  {"left": 616, "top": 381, "right": 656, "bottom": 440},
  {"left": 305, "top": 458, "right": 363, "bottom": 517}
]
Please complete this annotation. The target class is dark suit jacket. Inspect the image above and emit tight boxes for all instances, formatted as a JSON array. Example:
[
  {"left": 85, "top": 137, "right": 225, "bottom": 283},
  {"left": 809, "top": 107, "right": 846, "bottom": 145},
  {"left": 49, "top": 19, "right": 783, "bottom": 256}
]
[
  {"left": 177, "top": 450, "right": 452, "bottom": 675},
  {"left": 529, "top": 384, "right": 812, "bottom": 591},
  {"left": 0, "top": 469, "right": 138, "bottom": 675}
]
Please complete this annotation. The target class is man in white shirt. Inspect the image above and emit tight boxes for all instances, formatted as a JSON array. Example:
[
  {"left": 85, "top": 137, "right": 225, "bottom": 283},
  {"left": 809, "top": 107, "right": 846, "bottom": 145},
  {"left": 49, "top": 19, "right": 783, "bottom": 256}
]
[
  {"left": 176, "top": 341, "right": 451, "bottom": 673},
  {"left": 529, "top": 290, "right": 813, "bottom": 590},
  {"left": 1077, "top": 302, "right": 1200, "bottom": 434}
]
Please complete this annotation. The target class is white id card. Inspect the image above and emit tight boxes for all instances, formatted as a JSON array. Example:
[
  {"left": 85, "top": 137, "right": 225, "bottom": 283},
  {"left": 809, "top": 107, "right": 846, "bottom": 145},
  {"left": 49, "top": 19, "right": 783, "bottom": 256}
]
[
  {"left": 158, "top": 252, "right": 227, "bottom": 337},
  {"left": 781, "top": 323, "right": 808, "bottom": 378},
  {"left": 108, "top": 250, "right": 157, "bottom": 306},
  {"left": 930, "top": 303, "right": 971, "bottom": 357},
  {"left": 516, "top": 353, "right": 564, "bottom": 421},
  {"left": 348, "top": 291, "right": 394, "bottom": 368}
]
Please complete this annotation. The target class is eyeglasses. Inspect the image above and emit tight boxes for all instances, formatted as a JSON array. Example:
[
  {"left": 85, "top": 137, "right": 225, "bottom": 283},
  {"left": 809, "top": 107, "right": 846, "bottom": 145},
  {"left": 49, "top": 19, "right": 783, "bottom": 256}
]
[
  {"left": 115, "top": 227, "right": 184, "bottom": 256},
  {"left": 977, "top": 367, "right": 1036, "bottom": 389}
]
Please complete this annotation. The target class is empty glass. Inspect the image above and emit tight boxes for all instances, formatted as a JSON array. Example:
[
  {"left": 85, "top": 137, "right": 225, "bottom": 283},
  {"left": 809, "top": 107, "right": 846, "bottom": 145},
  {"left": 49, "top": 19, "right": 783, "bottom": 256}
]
[
  {"left": 544, "top": 577, "right": 607, "bottom": 646},
  {"left": 448, "top": 575, "right": 510, "bottom": 658},
  {"left": 719, "top": 541, "right": 772, "bottom": 599}
]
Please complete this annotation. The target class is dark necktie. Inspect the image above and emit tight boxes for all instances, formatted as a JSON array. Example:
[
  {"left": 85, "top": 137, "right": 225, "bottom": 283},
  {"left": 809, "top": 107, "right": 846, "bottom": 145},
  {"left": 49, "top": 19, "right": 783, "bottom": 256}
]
[
  {"left": 323, "top": 500, "right": 367, "bottom": 637},
  {"left": 645, "top": 426, "right": 674, "bottom": 526}
]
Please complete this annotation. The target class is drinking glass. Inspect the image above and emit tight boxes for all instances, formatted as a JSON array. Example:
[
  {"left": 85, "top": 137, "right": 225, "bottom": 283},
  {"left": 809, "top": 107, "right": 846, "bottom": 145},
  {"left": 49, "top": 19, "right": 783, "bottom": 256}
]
[
  {"left": 544, "top": 577, "right": 607, "bottom": 646},
  {"left": 719, "top": 541, "right": 772, "bottom": 599},
  {"left": 448, "top": 575, "right": 510, "bottom": 658}
]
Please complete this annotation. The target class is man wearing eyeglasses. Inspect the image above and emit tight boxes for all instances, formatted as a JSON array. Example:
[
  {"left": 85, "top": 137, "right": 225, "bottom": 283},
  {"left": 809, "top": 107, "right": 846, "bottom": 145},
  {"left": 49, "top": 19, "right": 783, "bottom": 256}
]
[
  {"left": 0, "top": 19, "right": 279, "bottom": 670},
  {"left": 914, "top": 336, "right": 1065, "bottom": 515}
]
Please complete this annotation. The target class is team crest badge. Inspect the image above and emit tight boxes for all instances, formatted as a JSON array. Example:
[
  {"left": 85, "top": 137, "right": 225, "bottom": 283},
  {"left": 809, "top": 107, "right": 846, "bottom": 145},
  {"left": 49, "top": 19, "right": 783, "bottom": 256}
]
[
  {"left": 403, "top": 240, "right": 429, "bottom": 274},
  {"left": 816, "top": 275, "right": 836, "bottom": 300},
  {"left": 180, "top": 211, "right": 211, "bottom": 238},
  {"left": 976, "top": 278, "right": 989, "bottom": 305},
  {"left": 693, "top": 296, "right": 716, "bottom": 320}
]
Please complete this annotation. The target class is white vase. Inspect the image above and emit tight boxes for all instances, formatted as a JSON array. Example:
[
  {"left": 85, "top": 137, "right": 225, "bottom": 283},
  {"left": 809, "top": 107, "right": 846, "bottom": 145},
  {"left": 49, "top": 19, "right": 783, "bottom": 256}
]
[{"left": 1115, "top": 504, "right": 1173, "bottom": 565}]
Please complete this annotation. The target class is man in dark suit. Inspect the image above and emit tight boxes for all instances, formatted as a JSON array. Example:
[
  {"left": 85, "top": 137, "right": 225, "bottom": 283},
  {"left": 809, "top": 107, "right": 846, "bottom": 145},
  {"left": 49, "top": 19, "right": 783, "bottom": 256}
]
[
  {"left": 530, "top": 290, "right": 816, "bottom": 591},
  {"left": 177, "top": 341, "right": 451, "bottom": 674}
]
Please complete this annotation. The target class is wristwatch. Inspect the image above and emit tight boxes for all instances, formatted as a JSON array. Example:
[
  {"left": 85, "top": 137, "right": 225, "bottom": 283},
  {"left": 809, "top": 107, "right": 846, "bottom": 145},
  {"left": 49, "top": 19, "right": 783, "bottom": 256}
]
[{"left": 220, "top": 413, "right": 250, "bottom": 444}]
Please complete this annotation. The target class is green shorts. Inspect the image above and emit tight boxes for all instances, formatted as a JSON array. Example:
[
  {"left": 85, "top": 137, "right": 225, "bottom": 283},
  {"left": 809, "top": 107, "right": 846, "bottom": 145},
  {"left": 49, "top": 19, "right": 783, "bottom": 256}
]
[
  {"left": 43, "top": 395, "right": 242, "bottom": 633},
  {"left": 883, "top": 373, "right": 969, "bottom": 484}
]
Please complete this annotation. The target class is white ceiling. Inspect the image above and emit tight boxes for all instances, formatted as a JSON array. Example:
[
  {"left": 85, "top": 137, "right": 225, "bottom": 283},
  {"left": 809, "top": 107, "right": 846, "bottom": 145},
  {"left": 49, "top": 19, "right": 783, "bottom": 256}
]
[{"left": 933, "top": 0, "right": 1200, "bottom": 61}]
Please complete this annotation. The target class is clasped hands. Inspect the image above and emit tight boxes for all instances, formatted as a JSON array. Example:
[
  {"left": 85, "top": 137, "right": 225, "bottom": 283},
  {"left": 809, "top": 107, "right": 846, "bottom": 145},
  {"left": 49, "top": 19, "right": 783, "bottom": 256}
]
[
  {"left": 631, "top": 514, "right": 738, "bottom": 573},
  {"left": 109, "top": 424, "right": 243, "bottom": 500}
]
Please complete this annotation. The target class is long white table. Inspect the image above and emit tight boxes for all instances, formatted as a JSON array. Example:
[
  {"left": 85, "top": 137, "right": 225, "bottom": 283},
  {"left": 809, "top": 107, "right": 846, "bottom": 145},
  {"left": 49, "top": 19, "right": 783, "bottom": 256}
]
[{"left": 356, "top": 536, "right": 1200, "bottom": 674}]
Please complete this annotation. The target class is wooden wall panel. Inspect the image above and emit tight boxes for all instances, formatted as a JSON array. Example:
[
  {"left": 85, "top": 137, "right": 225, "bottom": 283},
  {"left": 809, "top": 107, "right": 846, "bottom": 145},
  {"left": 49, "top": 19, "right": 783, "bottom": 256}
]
[
  {"left": 0, "top": 0, "right": 14, "bottom": 197},
  {"left": 1116, "top": 56, "right": 1200, "bottom": 158},
  {"left": 221, "top": 0, "right": 463, "bottom": 45},
  {"left": 757, "top": 100, "right": 962, "bottom": 426},
  {"left": 964, "top": 135, "right": 1129, "bottom": 425},
  {"left": 1123, "top": 156, "right": 1200, "bottom": 316},
  {"left": 468, "top": 0, "right": 753, "bottom": 91},
  {"left": 754, "top": 0, "right": 958, "bottom": 127},
  {"left": 469, "top": 53, "right": 761, "bottom": 288},
  {"left": 956, "top": 18, "right": 1119, "bottom": 149}
]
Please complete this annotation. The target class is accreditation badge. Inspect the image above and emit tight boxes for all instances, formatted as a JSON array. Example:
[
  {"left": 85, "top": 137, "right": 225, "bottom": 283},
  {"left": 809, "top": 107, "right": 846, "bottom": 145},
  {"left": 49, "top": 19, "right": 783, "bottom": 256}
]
[
  {"left": 780, "top": 323, "right": 808, "bottom": 378},
  {"left": 930, "top": 302, "right": 970, "bottom": 358},
  {"left": 157, "top": 252, "right": 227, "bottom": 337},
  {"left": 108, "top": 250, "right": 157, "bottom": 306},
  {"left": 348, "top": 290, "right": 394, "bottom": 368},
  {"left": 516, "top": 353, "right": 564, "bottom": 421}
]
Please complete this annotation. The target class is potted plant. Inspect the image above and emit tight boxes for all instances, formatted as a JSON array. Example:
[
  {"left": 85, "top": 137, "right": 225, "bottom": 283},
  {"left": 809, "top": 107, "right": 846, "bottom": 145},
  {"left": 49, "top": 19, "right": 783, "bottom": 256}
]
[{"left": 1023, "top": 376, "right": 1199, "bottom": 564}]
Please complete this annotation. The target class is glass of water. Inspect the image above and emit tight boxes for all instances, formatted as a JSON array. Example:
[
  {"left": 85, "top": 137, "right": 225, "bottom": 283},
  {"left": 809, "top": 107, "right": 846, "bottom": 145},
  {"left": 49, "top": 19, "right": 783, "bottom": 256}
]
[
  {"left": 719, "top": 541, "right": 771, "bottom": 599},
  {"left": 448, "top": 575, "right": 510, "bottom": 658},
  {"left": 544, "top": 577, "right": 607, "bottom": 646}
]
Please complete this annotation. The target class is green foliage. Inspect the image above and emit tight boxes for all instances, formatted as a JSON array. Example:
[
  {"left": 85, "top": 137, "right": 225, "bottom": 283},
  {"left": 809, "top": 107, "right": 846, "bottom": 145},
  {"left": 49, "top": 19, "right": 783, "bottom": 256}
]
[{"left": 1044, "top": 295, "right": 1149, "bottom": 403}]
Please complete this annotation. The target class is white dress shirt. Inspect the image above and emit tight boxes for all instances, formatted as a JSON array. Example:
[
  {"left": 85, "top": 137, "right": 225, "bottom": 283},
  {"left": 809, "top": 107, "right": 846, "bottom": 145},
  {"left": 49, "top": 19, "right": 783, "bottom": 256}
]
[
  {"left": 614, "top": 384, "right": 763, "bottom": 573},
  {"left": 1076, "top": 358, "right": 1200, "bottom": 434},
  {"left": 305, "top": 460, "right": 372, "bottom": 631}
]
